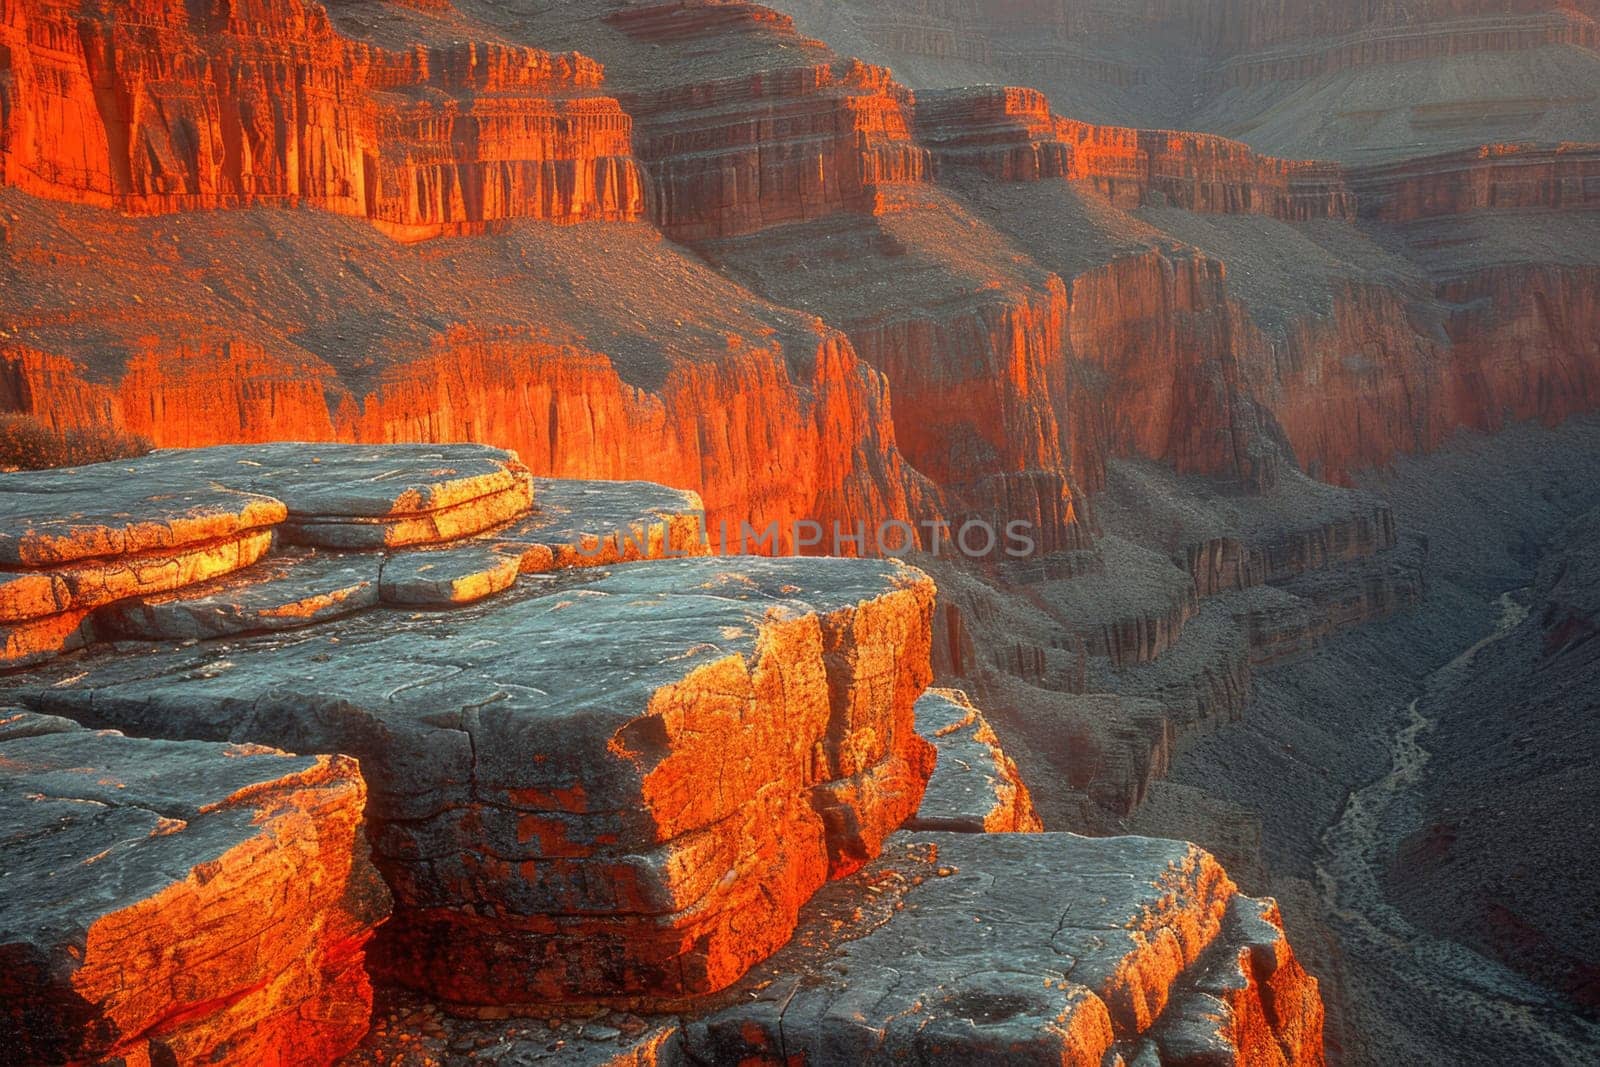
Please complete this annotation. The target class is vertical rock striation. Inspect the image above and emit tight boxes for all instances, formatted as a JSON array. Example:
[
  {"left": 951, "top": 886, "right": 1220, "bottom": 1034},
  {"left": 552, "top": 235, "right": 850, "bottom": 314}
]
[{"left": 0, "top": 0, "right": 644, "bottom": 235}]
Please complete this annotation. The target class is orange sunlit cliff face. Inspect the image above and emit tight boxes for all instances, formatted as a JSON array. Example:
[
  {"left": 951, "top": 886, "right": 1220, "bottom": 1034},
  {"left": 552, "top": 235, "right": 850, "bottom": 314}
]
[{"left": 2, "top": 0, "right": 1599, "bottom": 1065}]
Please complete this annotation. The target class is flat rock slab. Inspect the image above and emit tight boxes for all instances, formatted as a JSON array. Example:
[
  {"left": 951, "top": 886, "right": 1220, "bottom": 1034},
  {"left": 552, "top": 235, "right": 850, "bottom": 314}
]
[
  {"left": 0, "top": 457, "right": 285, "bottom": 668},
  {"left": 282, "top": 479, "right": 532, "bottom": 549},
  {"left": 78, "top": 443, "right": 536, "bottom": 550},
  {"left": 686, "top": 832, "right": 1324, "bottom": 1066},
  {"left": 98, "top": 550, "right": 381, "bottom": 640},
  {"left": 908, "top": 688, "right": 1043, "bottom": 833},
  {"left": 136, "top": 442, "right": 529, "bottom": 520},
  {"left": 12, "top": 557, "right": 938, "bottom": 1009},
  {"left": 494, "top": 479, "right": 708, "bottom": 572},
  {"left": 0, "top": 711, "right": 390, "bottom": 1065},
  {"left": 379, "top": 542, "right": 523, "bottom": 606},
  {"left": 0, "top": 461, "right": 286, "bottom": 568}
]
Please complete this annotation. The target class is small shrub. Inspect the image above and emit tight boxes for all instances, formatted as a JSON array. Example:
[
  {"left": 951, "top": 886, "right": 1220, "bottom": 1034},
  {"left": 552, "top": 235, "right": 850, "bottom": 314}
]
[{"left": 0, "top": 414, "right": 154, "bottom": 471}]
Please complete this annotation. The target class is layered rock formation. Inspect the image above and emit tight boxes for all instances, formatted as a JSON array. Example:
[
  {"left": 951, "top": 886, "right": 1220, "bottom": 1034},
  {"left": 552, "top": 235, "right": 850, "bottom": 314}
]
[
  {"left": 0, "top": 443, "right": 1331, "bottom": 1065},
  {"left": 0, "top": 444, "right": 949, "bottom": 1013},
  {"left": 1350, "top": 143, "right": 1600, "bottom": 222},
  {"left": 0, "top": 710, "right": 388, "bottom": 1065},
  {"left": 922, "top": 458, "right": 1426, "bottom": 836},
  {"left": 689, "top": 833, "right": 1324, "bottom": 1066},
  {"left": 0, "top": 0, "right": 643, "bottom": 236},
  {"left": 0, "top": 187, "right": 937, "bottom": 543},
  {"left": 775, "top": 0, "right": 1600, "bottom": 158},
  {"left": 3, "top": 0, "right": 1598, "bottom": 562},
  {"left": 0, "top": 442, "right": 552, "bottom": 664},
  {"left": 917, "top": 85, "right": 1355, "bottom": 221}
]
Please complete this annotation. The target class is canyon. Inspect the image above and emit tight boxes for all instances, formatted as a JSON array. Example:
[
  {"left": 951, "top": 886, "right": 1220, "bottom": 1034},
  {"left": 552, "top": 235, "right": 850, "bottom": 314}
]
[{"left": 0, "top": 0, "right": 1597, "bottom": 1064}]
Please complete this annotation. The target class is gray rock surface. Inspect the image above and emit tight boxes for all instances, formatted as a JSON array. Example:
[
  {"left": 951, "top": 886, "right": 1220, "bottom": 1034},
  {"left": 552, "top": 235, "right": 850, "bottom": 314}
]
[
  {"left": 685, "top": 831, "right": 1323, "bottom": 1065},
  {"left": 99, "top": 550, "right": 381, "bottom": 639},
  {"left": 10, "top": 556, "right": 938, "bottom": 1009},
  {"left": 118, "top": 442, "right": 536, "bottom": 549},
  {"left": 0, "top": 459, "right": 285, "bottom": 567},
  {"left": 908, "top": 688, "right": 1043, "bottom": 833},
  {"left": 131, "top": 442, "right": 529, "bottom": 520},
  {"left": 378, "top": 542, "right": 522, "bottom": 606},
  {"left": 495, "top": 478, "right": 709, "bottom": 572},
  {"left": 0, "top": 711, "right": 388, "bottom": 1065}
]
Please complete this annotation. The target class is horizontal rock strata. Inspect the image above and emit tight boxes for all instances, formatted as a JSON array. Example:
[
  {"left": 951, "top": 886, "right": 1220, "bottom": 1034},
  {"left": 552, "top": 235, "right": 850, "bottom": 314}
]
[
  {"left": 0, "top": 460, "right": 286, "bottom": 666},
  {"left": 916, "top": 85, "right": 1355, "bottom": 221},
  {"left": 496, "top": 478, "right": 709, "bottom": 572},
  {"left": 0, "top": 442, "right": 544, "bottom": 664},
  {"left": 684, "top": 832, "right": 1324, "bottom": 1065},
  {"left": 147, "top": 442, "right": 538, "bottom": 550},
  {"left": 0, "top": 709, "right": 389, "bottom": 1065},
  {"left": 99, "top": 551, "right": 382, "bottom": 639},
  {"left": 16, "top": 555, "right": 939, "bottom": 1010}
]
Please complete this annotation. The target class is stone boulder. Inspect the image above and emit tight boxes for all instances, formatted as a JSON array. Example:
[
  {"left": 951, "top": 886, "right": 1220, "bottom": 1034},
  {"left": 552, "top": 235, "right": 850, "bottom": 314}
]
[
  {"left": 909, "top": 688, "right": 1043, "bottom": 833},
  {"left": 685, "top": 832, "right": 1324, "bottom": 1066},
  {"left": 16, "top": 557, "right": 938, "bottom": 1010},
  {"left": 0, "top": 710, "right": 389, "bottom": 1065}
]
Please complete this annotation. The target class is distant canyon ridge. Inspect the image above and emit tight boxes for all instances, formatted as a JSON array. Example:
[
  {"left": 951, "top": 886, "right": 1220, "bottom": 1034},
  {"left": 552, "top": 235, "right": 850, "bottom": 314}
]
[{"left": 1, "top": 0, "right": 1597, "bottom": 553}]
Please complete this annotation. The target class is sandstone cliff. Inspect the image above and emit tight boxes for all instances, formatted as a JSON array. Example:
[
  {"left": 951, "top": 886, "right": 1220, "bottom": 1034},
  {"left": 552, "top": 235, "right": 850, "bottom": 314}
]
[
  {"left": 0, "top": 0, "right": 643, "bottom": 236},
  {"left": 4, "top": 0, "right": 1599, "bottom": 547}
]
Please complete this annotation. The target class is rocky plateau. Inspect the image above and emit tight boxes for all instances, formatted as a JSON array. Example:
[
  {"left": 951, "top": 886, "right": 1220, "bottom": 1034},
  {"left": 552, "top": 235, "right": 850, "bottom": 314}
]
[{"left": 1, "top": 0, "right": 1597, "bottom": 1064}]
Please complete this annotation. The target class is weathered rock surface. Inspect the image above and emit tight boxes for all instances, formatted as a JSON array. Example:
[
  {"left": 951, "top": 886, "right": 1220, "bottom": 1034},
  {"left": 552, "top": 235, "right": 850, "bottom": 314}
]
[
  {"left": 495, "top": 478, "right": 709, "bottom": 572},
  {"left": 908, "top": 687, "right": 1042, "bottom": 833},
  {"left": 100, "top": 550, "right": 381, "bottom": 639},
  {"left": 0, "top": 443, "right": 546, "bottom": 664},
  {"left": 0, "top": 710, "right": 389, "bottom": 1065},
  {"left": 0, "top": 456, "right": 287, "bottom": 665},
  {"left": 343, "top": 989, "right": 690, "bottom": 1066},
  {"left": 15, "top": 556, "right": 938, "bottom": 1009},
  {"left": 684, "top": 832, "right": 1324, "bottom": 1066},
  {"left": 139, "top": 442, "right": 537, "bottom": 549},
  {"left": 378, "top": 542, "right": 523, "bottom": 607}
]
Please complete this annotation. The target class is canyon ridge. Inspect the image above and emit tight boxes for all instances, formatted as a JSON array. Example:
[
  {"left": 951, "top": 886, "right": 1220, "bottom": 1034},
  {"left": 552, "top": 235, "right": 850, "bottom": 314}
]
[{"left": 0, "top": 1, "right": 1597, "bottom": 1065}]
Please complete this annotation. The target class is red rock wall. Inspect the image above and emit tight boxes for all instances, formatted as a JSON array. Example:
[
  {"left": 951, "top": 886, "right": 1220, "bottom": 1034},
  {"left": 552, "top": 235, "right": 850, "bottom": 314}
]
[
  {"left": 1061, "top": 248, "right": 1273, "bottom": 492},
  {"left": 624, "top": 59, "right": 929, "bottom": 240},
  {"left": 1441, "top": 263, "right": 1600, "bottom": 434},
  {"left": 0, "top": 327, "right": 937, "bottom": 552},
  {"left": 0, "top": 0, "right": 644, "bottom": 236},
  {"left": 1255, "top": 267, "right": 1600, "bottom": 483},
  {"left": 916, "top": 86, "right": 1354, "bottom": 221},
  {"left": 1351, "top": 144, "right": 1600, "bottom": 223},
  {"left": 846, "top": 275, "right": 1091, "bottom": 552}
]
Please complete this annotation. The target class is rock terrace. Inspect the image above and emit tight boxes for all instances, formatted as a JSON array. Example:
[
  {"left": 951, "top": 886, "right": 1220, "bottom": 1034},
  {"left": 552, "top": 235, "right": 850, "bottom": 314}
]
[{"left": 0, "top": 444, "right": 1326, "bottom": 1064}]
